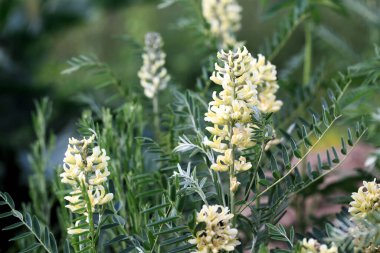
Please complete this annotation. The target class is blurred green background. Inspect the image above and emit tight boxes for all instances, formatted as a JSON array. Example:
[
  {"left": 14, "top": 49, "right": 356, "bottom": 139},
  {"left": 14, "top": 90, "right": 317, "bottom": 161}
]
[{"left": 1, "top": 0, "right": 379, "bottom": 202}]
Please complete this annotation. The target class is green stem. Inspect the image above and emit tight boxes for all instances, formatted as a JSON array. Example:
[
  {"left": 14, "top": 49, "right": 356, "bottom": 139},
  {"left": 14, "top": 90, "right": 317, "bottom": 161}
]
[
  {"left": 290, "top": 129, "right": 367, "bottom": 197},
  {"left": 228, "top": 122, "right": 236, "bottom": 226},
  {"left": 204, "top": 156, "right": 225, "bottom": 206},
  {"left": 81, "top": 182, "right": 97, "bottom": 253},
  {"left": 243, "top": 142, "right": 265, "bottom": 201},
  {"left": 150, "top": 206, "right": 172, "bottom": 253},
  {"left": 153, "top": 95, "right": 160, "bottom": 139},
  {"left": 216, "top": 171, "right": 226, "bottom": 207},
  {"left": 303, "top": 22, "right": 312, "bottom": 86}
]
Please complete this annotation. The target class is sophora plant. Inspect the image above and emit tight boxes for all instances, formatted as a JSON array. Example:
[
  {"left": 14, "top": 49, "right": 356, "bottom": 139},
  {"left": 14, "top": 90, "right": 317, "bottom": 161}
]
[{"left": 1, "top": 0, "right": 379, "bottom": 252}]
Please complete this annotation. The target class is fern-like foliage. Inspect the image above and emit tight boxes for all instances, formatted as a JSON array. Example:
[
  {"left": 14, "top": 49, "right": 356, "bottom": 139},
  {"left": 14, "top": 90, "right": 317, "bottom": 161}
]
[
  {"left": 62, "top": 55, "right": 127, "bottom": 100},
  {"left": 0, "top": 192, "right": 59, "bottom": 253},
  {"left": 174, "top": 163, "right": 212, "bottom": 205},
  {"left": 267, "top": 223, "right": 295, "bottom": 250},
  {"left": 325, "top": 209, "right": 380, "bottom": 252},
  {"left": 349, "top": 45, "right": 380, "bottom": 85},
  {"left": 233, "top": 73, "right": 367, "bottom": 251},
  {"left": 261, "top": 1, "right": 309, "bottom": 61},
  {"left": 28, "top": 98, "right": 56, "bottom": 225}
]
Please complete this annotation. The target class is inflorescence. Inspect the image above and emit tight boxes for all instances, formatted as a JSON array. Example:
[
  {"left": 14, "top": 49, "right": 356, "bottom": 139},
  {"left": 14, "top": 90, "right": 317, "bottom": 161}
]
[
  {"left": 301, "top": 238, "right": 338, "bottom": 253},
  {"left": 60, "top": 134, "right": 113, "bottom": 235},
  {"left": 202, "top": 0, "right": 242, "bottom": 48},
  {"left": 189, "top": 205, "right": 240, "bottom": 253},
  {"left": 349, "top": 179, "right": 380, "bottom": 218},
  {"left": 138, "top": 32, "right": 170, "bottom": 99},
  {"left": 204, "top": 47, "right": 282, "bottom": 178}
]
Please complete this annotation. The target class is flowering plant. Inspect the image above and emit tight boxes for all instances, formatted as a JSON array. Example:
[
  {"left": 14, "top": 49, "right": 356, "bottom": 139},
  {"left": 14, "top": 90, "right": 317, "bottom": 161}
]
[{"left": 1, "top": 0, "right": 380, "bottom": 253}]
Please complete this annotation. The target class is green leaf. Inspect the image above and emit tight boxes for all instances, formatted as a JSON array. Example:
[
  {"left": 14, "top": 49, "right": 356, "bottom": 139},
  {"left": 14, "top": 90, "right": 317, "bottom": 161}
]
[
  {"left": 347, "top": 128, "right": 353, "bottom": 146},
  {"left": 2, "top": 222, "right": 23, "bottom": 230},
  {"left": 281, "top": 145, "right": 290, "bottom": 169},
  {"left": 154, "top": 225, "right": 188, "bottom": 236},
  {"left": 101, "top": 223, "right": 119, "bottom": 230},
  {"left": 19, "top": 243, "right": 41, "bottom": 253},
  {"left": 64, "top": 240, "right": 71, "bottom": 253},
  {"left": 136, "top": 189, "right": 162, "bottom": 198},
  {"left": 49, "top": 232, "right": 58, "bottom": 253},
  {"left": 259, "top": 179, "right": 271, "bottom": 186},
  {"left": 0, "top": 211, "right": 13, "bottom": 218},
  {"left": 147, "top": 216, "right": 179, "bottom": 227},
  {"left": 160, "top": 234, "right": 193, "bottom": 246},
  {"left": 141, "top": 203, "right": 170, "bottom": 214},
  {"left": 167, "top": 243, "right": 194, "bottom": 253},
  {"left": 32, "top": 216, "right": 41, "bottom": 238},
  {"left": 44, "top": 227, "right": 49, "bottom": 247},
  {"left": 332, "top": 147, "right": 340, "bottom": 163},
  {"left": 10, "top": 232, "right": 32, "bottom": 241},
  {"left": 104, "top": 235, "right": 129, "bottom": 246},
  {"left": 147, "top": 230, "right": 155, "bottom": 248},
  {"left": 341, "top": 137, "right": 347, "bottom": 155},
  {"left": 25, "top": 213, "right": 32, "bottom": 227},
  {"left": 4, "top": 192, "right": 15, "bottom": 208}
]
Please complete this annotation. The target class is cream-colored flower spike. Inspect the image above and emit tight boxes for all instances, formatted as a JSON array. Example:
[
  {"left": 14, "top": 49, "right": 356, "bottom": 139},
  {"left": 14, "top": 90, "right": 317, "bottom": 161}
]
[
  {"left": 189, "top": 205, "right": 240, "bottom": 253},
  {"left": 301, "top": 238, "right": 338, "bottom": 253},
  {"left": 349, "top": 179, "right": 380, "bottom": 218},
  {"left": 138, "top": 32, "right": 170, "bottom": 99},
  {"left": 60, "top": 134, "right": 113, "bottom": 234},
  {"left": 202, "top": 0, "right": 242, "bottom": 48},
  {"left": 251, "top": 54, "right": 283, "bottom": 113},
  {"left": 204, "top": 47, "right": 257, "bottom": 173}
]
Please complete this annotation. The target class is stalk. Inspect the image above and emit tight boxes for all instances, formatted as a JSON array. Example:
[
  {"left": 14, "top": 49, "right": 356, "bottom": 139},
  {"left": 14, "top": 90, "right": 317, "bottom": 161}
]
[
  {"left": 81, "top": 182, "right": 97, "bottom": 253},
  {"left": 153, "top": 95, "right": 160, "bottom": 139},
  {"left": 303, "top": 21, "right": 312, "bottom": 86},
  {"left": 229, "top": 133, "right": 236, "bottom": 225}
]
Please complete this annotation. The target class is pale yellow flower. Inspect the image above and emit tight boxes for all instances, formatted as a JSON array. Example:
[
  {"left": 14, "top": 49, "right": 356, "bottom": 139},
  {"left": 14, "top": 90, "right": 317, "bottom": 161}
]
[
  {"left": 138, "top": 32, "right": 170, "bottom": 98},
  {"left": 204, "top": 47, "right": 257, "bottom": 174},
  {"left": 61, "top": 134, "right": 113, "bottom": 234},
  {"left": 234, "top": 156, "right": 252, "bottom": 172},
  {"left": 203, "top": 136, "right": 228, "bottom": 153},
  {"left": 251, "top": 54, "right": 283, "bottom": 113},
  {"left": 67, "top": 221, "right": 89, "bottom": 235},
  {"left": 189, "top": 205, "right": 240, "bottom": 253},
  {"left": 264, "top": 138, "right": 281, "bottom": 151},
  {"left": 231, "top": 125, "right": 255, "bottom": 149},
  {"left": 67, "top": 227, "right": 89, "bottom": 235},
  {"left": 349, "top": 179, "right": 380, "bottom": 218},
  {"left": 202, "top": 0, "right": 242, "bottom": 48},
  {"left": 205, "top": 124, "right": 229, "bottom": 138},
  {"left": 301, "top": 238, "right": 338, "bottom": 253},
  {"left": 230, "top": 177, "right": 240, "bottom": 192},
  {"left": 211, "top": 149, "right": 233, "bottom": 172}
]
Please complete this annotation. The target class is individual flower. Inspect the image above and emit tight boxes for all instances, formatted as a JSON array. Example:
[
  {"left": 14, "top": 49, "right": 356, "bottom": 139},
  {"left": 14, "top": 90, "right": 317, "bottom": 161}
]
[
  {"left": 202, "top": 0, "right": 242, "bottom": 48},
  {"left": 301, "top": 238, "right": 338, "bottom": 253},
  {"left": 349, "top": 179, "right": 380, "bottom": 218},
  {"left": 251, "top": 54, "right": 283, "bottom": 113},
  {"left": 138, "top": 32, "right": 170, "bottom": 99},
  {"left": 61, "top": 134, "right": 113, "bottom": 234},
  {"left": 230, "top": 177, "right": 240, "bottom": 192},
  {"left": 189, "top": 205, "right": 240, "bottom": 253}
]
